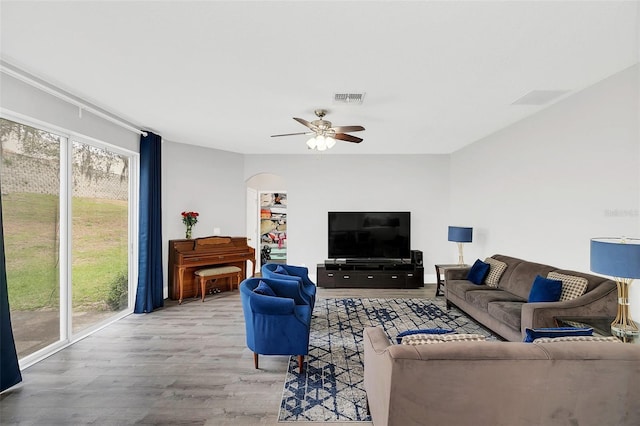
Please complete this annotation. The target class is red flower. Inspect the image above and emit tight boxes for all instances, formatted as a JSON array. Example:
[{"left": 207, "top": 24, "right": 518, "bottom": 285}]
[{"left": 181, "top": 211, "right": 199, "bottom": 226}]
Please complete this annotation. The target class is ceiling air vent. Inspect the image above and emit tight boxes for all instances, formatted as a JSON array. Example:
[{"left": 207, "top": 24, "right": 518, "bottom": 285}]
[{"left": 334, "top": 93, "right": 365, "bottom": 104}]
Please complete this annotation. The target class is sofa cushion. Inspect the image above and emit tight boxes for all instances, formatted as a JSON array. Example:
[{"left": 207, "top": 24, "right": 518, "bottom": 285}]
[
  {"left": 467, "top": 259, "right": 490, "bottom": 284},
  {"left": 484, "top": 257, "right": 507, "bottom": 287},
  {"left": 533, "top": 336, "right": 621, "bottom": 343},
  {"left": 395, "top": 328, "right": 454, "bottom": 344},
  {"left": 552, "top": 268, "right": 611, "bottom": 293},
  {"left": 489, "top": 255, "right": 525, "bottom": 286},
  {"left": 528, "top": 275, "right": 563, "bottom": 303},
  {"left": 547, "top": 271, "right": 588, "bottom": 301},
  {"left": 274, "top": 265, "right": 290, "bottom": 275},
  {"left": 487, "top": 301, "right": 524, "bottom": 331},
  {"left": 253, "top": 280, "right": 277, "bottom": 296},
  {"left": 495, "top": 257, "right": 556, "bottom": 300},
  {"left": 446, "top": 280, "right": 498, "bottom": 301},
  {"left": 466, "top": 289, "right": 525, "bottom": 311},
  {"left": 523, "top": 327, "right": 593, "bottom": 343},
  {"left": 401, "top": 333, "right": 486, "bottom": 345}
]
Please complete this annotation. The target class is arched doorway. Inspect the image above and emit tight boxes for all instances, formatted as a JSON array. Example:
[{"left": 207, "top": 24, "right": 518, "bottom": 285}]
[{"left": 246, "top": 173, "right": 287, "bottom": 271}]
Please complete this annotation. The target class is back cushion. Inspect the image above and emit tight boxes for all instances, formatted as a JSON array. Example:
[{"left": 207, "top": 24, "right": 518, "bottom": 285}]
[
  {"left": 489, "top": 255, "right": 614, "bottom": 300},
  {"left": 547, "top": 272, "right": 588, "bottom": 301},
  {"left": 274, "top": 265, "right": 290, "bottom": 275},
  {"left": 401, "top": 333, "right": 487, "bottom": 345},
  {"left": 484, "top": 257, "right": 508, "bottom": 287},
  {"left": 491, "top": 255, "right": 556, "bottom": 300},
  {"left": 551, "top": 269, "right": 612, "bottom": 293},
  {"left": 490, "top": 255, "right": 525, "bottom": 286}
]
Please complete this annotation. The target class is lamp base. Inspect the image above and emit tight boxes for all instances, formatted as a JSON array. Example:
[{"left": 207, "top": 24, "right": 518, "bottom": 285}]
[
  {"left": 611, "top": 324, "right": 639, "bottom": 337},
  {"left": 611, "top": 278, "right": 639, "bottom": 343},
  {"left": 457, "top": 242, "right": 465, "bottom": 265}
]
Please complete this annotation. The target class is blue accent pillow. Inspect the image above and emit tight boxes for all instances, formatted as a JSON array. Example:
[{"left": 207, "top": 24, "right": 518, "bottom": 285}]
[
  {"left": 528, "top": 275, "right": 563, "bottom": 303},
  {"left": 466, "top": 259, "right": 490, "bottom": 284},
  {"left": 274, "top": 265, "right": 289, "bottom": 275},
  {"left": 523, "top": 327, "right": 593, "bottom": 343},
  {"left": 253, "top": 280, "right": 277, "bottom": 297},
  {"left": 395, "top": 328, "right": 455, "bottom": 344}
]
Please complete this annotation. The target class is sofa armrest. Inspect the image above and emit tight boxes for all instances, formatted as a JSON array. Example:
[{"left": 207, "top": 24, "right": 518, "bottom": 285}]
[
  {"left": 521, "top": 281, "right": 617, "bottom": 334},
  {"left": 444, "top": 267, "right": 470, "bottom": 281},
  {"left": 363, "top": 327, "right": 394, "bottom": 426},
  {"left": 364, "top": 326, "right": 392, "bottom": 353}
]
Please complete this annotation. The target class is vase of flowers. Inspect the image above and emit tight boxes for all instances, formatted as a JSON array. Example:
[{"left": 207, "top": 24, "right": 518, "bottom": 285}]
[{"left": 181, "top": 211, "right": 199, "bottom": 239}]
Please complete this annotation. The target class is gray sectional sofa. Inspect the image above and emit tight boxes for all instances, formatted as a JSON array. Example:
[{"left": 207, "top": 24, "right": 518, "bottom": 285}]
[
  {"left": 444, "top": 254, "right": 617, "bottom": 341},
  {"left": 363, "top": 326, "right": 640, "bottom": 426}
]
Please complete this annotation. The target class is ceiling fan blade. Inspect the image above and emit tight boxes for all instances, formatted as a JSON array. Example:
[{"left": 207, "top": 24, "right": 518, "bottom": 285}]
[
  {"left": 293, "top": 117, "right": 319, "bottom": 131},
  {"left": 334, "top": 133, "right": 363, "bottom": 143},
  {"left": 271, "top": 132, "right": 312, "bottom": 137},
  {"left": 331, "top": 125, "right": 365, "bottom": 133}
]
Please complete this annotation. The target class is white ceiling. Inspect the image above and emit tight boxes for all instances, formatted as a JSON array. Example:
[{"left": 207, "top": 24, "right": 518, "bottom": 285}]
[{"left": 1, "top": 1, "right": 638, "bottom": 154}]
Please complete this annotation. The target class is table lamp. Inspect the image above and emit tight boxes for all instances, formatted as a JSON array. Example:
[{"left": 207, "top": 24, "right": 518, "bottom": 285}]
[
  {"left": 448, "top": 226, "right": 473, "bottom": 265},
  {"left": 590, "top": 237, "right": 640, "bottom": 342}
]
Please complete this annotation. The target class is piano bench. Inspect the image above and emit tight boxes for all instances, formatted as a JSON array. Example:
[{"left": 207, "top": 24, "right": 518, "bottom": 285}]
[{"left": 193, "top": 266, "right": 243, "bottom": 302}]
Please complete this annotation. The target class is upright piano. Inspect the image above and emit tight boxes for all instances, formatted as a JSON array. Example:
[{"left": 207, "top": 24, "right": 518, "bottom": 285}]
[{"left": 168, "top": 236, "right": 256, "bottom": 300}]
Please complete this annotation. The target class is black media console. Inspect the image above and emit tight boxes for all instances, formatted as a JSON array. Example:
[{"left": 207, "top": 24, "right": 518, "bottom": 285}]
[{"left": 317, "top": 260, "right": 424, "bottom": 289}]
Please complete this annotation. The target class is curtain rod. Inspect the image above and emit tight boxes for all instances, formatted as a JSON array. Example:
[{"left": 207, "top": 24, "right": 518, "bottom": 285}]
[{"left": 0, "top": 59, "right": 147, "bottom": 137}]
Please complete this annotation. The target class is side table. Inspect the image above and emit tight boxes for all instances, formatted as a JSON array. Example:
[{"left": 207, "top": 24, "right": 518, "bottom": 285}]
[{"left": 434, "top": 263, "right": 468, "bottom": 297}]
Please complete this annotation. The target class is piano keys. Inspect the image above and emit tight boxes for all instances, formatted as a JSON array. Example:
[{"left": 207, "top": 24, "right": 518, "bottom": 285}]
[{"left": 168, "top": 236, "right": 256, "bottom": 301}]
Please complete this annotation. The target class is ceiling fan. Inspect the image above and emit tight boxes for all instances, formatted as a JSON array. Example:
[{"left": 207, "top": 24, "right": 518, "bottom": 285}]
[{"left": 271, "top": 109, "right": 365, "bottom": 150}]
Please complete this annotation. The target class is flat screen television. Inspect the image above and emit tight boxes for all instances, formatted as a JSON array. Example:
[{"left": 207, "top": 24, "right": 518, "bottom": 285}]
[{"left": 328, "top": 211, "right": 410, "bottom": 260}]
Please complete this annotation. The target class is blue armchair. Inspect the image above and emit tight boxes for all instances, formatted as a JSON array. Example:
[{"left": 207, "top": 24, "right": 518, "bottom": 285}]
[
  {"left": 261, "top": 263, "right": 317, "bottom": 310},
  {"left": 240, "top": 277, "right": 312, "bottom": 374}
]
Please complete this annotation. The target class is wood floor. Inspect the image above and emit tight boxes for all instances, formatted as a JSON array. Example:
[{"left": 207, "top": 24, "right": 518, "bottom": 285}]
[{"left": 0, "top": 285, "right": 436, "bottom": 426}]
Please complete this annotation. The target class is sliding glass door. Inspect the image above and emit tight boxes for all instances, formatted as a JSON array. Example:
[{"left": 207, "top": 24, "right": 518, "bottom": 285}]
[
  {"left": 71, "top": 141, "right": 130, "bottom": 334},
  {"left": 0, "top": 119, "right": 62, "bottom": 357},
  {"left": 0, "top": 117, "right": 136, "bottom": 362}
]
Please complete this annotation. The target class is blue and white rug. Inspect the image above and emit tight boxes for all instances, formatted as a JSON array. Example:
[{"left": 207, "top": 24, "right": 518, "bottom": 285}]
[{"left": 278, "top": 297, "right": 497, "bottom": 422}]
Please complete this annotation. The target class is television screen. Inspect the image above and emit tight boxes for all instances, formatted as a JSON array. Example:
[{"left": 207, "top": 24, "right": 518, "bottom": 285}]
[{"left": 328, "top": 211, "right": 410, "bottom": 260}]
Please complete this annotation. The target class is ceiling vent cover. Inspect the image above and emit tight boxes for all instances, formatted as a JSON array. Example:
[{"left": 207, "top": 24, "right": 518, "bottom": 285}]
[{"left": 334, "top": 93, "right": 365, "bottom": 104}]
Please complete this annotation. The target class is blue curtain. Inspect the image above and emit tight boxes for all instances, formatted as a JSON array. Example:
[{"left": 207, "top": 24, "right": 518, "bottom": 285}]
[
  {"left": 1, "top": 191, "right": 22, "bottom": 392},
  {"left": 134, "top": 131, "right": 164, "bottom": 313}
]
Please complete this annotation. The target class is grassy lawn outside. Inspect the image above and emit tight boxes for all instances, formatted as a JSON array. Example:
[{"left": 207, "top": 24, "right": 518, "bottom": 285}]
[{"left": 3, "top": 192, "right": 128, "bottom": 311}]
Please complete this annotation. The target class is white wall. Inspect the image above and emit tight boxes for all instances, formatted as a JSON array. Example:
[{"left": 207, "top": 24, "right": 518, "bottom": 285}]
[
  {"left": 0, "top": 74, "right": 138, "bottom": 152},
  {"left": 244, "top": 154, "right": 450, "bottom": 281},
  {"left": 450, "top": 64, "right": 640, "bottom": 317},
  {"left": 161, "top": 141, "right": 246, "bottom": 295}
]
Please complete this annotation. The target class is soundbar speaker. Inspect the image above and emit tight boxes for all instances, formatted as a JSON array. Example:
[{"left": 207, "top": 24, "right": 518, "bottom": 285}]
[{"left": 410, "top": 250, "right": 423, "bottom": 265}]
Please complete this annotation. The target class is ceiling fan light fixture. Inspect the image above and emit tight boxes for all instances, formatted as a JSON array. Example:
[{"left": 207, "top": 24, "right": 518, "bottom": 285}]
[
  {"left": 306, "top": 137, "right": 317, "bottom": 149},
  {"left": 316, "top": 135, "right": 327, "bottom": 151},
  {"left": 325, "top": 136, "right": 336, "bottom": 149},
  {"left": 273, "top": 109, "right": 364, "bottom": 151}
]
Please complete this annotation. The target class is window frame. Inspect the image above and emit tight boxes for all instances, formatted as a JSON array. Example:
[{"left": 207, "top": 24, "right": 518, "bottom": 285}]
[{"left": 0, "top": 109, "right": 139, "bottom": 369}]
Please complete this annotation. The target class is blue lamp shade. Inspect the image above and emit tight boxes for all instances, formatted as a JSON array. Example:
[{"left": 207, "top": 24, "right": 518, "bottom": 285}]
[
  {"left": 448, "top": 226, "right": 473, "bottom": 243},
  {"left": 590, "top": 238, "right": 640, "bottom": 279}
]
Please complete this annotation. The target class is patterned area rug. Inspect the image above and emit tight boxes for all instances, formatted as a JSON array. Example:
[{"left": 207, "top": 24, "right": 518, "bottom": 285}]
[{"left": 278, "top": 297, "right": 497, "bottom": 422}]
